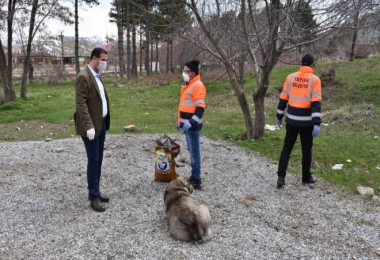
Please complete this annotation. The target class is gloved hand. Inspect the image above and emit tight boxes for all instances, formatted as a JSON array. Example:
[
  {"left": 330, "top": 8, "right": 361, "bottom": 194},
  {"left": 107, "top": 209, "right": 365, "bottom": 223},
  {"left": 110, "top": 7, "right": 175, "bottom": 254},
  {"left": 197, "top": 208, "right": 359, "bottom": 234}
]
[
  {"left": 277, "top": 119, "right": 282, "bottom": 129},
  {"left": 87, "top": 128, "right": 95, "bottom": 140},
  {"left": 176, "top": 123, "right": 180, "bottom": 131},
  {"left": 183, "top": 121, "right": 192, "bottom": 132},
  {"left": 312, "top": 125, "right": 320, "bottom": 138}
]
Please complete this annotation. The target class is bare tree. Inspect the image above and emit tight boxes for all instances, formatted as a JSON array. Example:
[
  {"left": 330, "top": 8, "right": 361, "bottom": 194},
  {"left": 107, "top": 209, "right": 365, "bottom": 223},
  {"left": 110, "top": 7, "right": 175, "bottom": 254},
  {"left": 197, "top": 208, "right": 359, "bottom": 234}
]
[
  {"left": 181, "top": 0, "right": 352, "bottom": 139},
  {"left": 346, "top": 0, "right": 380, "bottom": 61},
  {"left": 20, "top": 0, "right": 39, "bottom": 99},
  {"left": 0, "top": 0, "right": 71, "bottom": 102},
  {"left": 18, "top": 0, "right": 72, "bottom": 99}
]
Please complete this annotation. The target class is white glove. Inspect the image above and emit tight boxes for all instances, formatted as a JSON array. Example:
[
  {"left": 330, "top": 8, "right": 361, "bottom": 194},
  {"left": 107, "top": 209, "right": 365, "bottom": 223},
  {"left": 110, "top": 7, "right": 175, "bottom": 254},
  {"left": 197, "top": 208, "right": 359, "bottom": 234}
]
[{"left": 87, "top": 128, "right": 95, "bottom": 140}]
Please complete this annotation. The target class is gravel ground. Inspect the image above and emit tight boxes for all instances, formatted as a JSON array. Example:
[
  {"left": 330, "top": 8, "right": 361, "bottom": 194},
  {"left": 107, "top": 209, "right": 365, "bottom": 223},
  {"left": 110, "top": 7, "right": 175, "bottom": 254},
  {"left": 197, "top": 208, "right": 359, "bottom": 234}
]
[{"left": 1, "top": 134, "right": 380, "bottom": 259}]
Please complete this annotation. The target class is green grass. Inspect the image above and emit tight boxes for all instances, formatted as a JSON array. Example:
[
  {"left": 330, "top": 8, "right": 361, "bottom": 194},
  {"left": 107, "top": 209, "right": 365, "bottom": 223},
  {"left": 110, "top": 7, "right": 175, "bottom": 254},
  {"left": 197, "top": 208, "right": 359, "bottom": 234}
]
[{"left": 1, "top": 57, "right": 380, "bottom": 194}]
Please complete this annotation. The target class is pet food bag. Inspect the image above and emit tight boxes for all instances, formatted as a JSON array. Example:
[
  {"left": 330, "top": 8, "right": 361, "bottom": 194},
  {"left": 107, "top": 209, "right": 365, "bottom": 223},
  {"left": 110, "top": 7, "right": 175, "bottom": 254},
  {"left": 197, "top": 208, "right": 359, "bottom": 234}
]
[{"left": 155, "top": 134, "right": 180, "bottom": 182}]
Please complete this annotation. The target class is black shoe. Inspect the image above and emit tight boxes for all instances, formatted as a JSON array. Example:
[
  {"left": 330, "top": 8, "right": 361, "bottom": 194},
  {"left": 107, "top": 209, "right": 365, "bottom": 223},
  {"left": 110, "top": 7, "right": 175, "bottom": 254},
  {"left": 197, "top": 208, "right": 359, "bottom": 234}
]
[
  {"left": 277, "top": 177, "right": 285, "bottom": 188},
  {"left": 88, "top": 194, "right": 110, "bottom": 203},
  {"left": 302, "top": 176, "right": 317, "bottom": 184},
  {"left": 189, "top": 178, "right": 202, "bottom": 190},
  {"left": 99, "top": 194, "right": 110, "bottom": 203},
  {"left": 192, "top": 182, "right": 203, "bottom": 190},
  {"left": 90, "top": 198, "right": 106, "bottom": 212}
]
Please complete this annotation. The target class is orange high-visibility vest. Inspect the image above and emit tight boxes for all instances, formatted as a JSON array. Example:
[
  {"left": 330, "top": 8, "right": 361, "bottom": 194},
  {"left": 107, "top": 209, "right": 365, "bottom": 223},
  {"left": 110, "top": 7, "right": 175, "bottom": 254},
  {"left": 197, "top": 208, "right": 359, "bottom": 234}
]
[
  {"left": 178, "top": 75, "right": 206, "bottom": 126},
  {"left": 280, "top": 66, "right": 322, "bottom": 108}
]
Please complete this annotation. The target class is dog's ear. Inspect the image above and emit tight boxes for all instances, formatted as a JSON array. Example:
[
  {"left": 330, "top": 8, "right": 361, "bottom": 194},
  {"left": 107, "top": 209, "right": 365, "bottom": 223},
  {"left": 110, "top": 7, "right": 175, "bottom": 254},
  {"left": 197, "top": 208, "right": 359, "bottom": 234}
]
[
  {"left": 174, "top": 176, "right": 193, "bottom": 194},
  {"left": 176, "top": 176, "right": 188, "bottom": 185}
]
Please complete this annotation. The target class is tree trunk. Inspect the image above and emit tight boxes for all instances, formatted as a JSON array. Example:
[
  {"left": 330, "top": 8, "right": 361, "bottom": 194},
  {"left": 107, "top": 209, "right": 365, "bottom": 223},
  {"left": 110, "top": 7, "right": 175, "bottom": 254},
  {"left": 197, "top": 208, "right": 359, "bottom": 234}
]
[
  {"left": 238, "top": 57, "right": 245, "bottom": 86},
  {"left": 144, "top": 30, "right": 150, "bottom": 75},
  {"left": 349, "top": 29, "right": 358, "bottom": 62},
  {"left": 1, "top": 0, "right": 16, "bottom": 102},
  {"left": 126, "top": 23, "right": 131, "bottom": 79},
  {"left": 0, "top": 39, "right": 10, "bottom": 102},
  {"left": 139, "top": 28, "right": 142, "bottom": 76},
  {"left": 116, "top": 0, "right": 125, "bottom": 80},
  {"left": 170, "top": 39, "right": 174, "bottom": 73},
  {"left": 349, "top": 11, "right": 360, "bottom": 62},
  {"left": 131, "top": 22, "right": 137, "bottom": 78},
  {"left": 150, "top": 38, "right": 153, "bottom": 74},
  {"left": 224, "top": 63, "right": 254, "bottom": 139},
  {"left": 252, "top": 87, "right": 266, "bottom": 139},
  {"left": 155, "top": 40, "right": 159, "bottom": 72},
  {"left": 166, "top": 39, "right": 169, "bottom": 73},
  {"left": 20, "top": 0, "right": 38, "bottom": 99},
  {"left": 74, "top": 0, "right": 80, "bottom": 74},
  {"left": 28, "top": 61, "right": 34, "bottom": 83},
  {"left": 252, "top": 67, "right": 273, "bottom": 139}
]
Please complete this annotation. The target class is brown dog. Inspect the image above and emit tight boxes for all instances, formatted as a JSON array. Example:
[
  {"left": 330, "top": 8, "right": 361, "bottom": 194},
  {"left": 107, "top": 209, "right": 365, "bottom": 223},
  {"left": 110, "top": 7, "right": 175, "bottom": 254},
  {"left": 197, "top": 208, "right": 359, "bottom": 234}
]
[{"left": 164, "top": 176, "right": 212, "bottom": 242}]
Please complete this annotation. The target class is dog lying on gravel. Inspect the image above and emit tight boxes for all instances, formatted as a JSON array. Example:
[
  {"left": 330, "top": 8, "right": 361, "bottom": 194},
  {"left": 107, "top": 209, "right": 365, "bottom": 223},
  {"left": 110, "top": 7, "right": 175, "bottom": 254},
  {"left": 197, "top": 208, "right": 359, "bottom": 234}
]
[{"left": 164, "top": 176, "right": 212, "bottom": 242}]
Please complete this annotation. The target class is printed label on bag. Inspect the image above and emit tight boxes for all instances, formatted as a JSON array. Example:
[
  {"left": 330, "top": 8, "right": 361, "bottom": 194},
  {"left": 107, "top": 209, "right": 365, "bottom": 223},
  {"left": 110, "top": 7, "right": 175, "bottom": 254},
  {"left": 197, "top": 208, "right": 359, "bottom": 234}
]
[{"left": 155, "top": 149, "right": 171, "bottom": 172}]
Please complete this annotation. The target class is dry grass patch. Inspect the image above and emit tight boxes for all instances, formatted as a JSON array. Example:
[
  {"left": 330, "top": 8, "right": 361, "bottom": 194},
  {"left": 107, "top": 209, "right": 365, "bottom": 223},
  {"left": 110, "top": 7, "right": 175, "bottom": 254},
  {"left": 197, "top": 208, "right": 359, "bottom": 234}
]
[
  {"left": 323, "top": 104, "right": 378, "bottom": 126},
  {"left": 0, "top": 120, "right": 72, "bottom": 142}
]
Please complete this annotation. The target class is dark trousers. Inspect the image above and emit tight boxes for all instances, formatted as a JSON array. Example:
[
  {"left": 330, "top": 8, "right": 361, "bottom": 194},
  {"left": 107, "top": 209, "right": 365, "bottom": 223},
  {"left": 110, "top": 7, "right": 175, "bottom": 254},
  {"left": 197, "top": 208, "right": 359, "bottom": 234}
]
[
  {"left": 278, "top": 124, "right": 313, "bottom": 181},
  {"left": 82, "top": 122, "right": 106, "bottom": 200}
]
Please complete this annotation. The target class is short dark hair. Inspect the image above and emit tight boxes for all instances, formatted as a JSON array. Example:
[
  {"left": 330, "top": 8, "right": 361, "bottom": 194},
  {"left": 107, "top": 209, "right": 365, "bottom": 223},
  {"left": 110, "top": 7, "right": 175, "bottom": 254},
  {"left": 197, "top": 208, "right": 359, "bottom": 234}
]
[
  {"left": 90, "top": 47, "right": 107, "bottom": 60},
  {"left": 301, "top": 54, "right": 315, "bottom": 67}
]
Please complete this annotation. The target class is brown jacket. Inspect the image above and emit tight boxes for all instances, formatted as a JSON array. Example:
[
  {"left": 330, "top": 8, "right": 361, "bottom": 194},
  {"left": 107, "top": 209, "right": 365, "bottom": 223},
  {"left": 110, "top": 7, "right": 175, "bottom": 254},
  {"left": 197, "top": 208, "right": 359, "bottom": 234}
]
[{"left": 74, "top": 66, "right": 110, "bottom": 137}]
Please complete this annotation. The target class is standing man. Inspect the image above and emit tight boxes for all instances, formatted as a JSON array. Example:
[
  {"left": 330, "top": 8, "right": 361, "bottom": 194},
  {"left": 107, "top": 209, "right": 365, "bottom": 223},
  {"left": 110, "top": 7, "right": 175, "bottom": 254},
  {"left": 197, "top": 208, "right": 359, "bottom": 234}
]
[
  {"left": 75, "top": 47, "right": 110, "bottom": 212},
  {"left": 178, "top": 60, "right": 207, "bottom": 190},
  {"left": 276, "top": 54, "right": 322, "bottom": 188}
]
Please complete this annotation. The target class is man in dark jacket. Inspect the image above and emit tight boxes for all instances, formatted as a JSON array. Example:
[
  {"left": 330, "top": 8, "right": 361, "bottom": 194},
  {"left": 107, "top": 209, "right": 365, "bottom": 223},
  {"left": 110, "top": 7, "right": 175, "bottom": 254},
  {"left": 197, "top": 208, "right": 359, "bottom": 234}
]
[
  {"left": 276, "top": 54, "right": 322, "bottom": 188},
  {"left": 75, "top": 47, "right": 110, "bottom": 212}
]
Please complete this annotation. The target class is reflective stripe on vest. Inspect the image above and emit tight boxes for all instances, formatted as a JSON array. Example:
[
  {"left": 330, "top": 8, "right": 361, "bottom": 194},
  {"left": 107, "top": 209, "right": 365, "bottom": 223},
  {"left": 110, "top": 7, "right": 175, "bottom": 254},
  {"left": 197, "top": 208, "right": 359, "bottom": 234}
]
[
  {"left": 277, "top": 109, "right": 284, "bottom": 115},
  {"left": 286, "top": 113, "right": 312, "bottom": 121},
  {"left": 191, "top": 114, "right": 202, "bottom": 123},
  {"left": 179, "top": 116, "right": 203, "bottom": 124},
  {"left": 181, "top": 80, "right": 205, "bottom": 106}
]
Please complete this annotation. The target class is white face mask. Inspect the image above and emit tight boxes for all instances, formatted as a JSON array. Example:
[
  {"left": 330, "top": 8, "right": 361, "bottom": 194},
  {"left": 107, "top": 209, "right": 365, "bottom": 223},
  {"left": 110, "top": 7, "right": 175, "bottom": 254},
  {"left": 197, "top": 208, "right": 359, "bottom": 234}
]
[
  {"left": 98, "top": 61, "right": 107, "bottom": 73},
  {"left": 182, "top": 72, "right": 190, "bottom": 82}
]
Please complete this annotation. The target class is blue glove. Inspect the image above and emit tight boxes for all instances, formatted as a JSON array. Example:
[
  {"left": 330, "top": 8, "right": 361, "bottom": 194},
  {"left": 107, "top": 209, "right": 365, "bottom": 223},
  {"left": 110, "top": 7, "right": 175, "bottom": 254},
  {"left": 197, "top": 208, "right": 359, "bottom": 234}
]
[
  {"left": 183, "top": 121, "right": 192, "bottom": 132},
  {"left": 277, "top": 119, "right": 282, "bottom": 129},
  {"left": 312, "top": 125, "right": 320, "bottom": 138},
  {"left": 176, "top": 123, "right": 180, "bottom": 131}
]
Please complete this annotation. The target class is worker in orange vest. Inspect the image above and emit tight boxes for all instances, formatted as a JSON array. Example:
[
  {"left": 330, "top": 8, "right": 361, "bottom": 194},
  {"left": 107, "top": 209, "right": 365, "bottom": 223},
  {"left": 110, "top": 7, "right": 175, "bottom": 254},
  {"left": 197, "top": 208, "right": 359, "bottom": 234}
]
[
  {"left": 276, "top": 54, "right": 322, "bottom": 188},
  {"left": 177, "top": 60, "right": 206, "bottom": 190}
]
